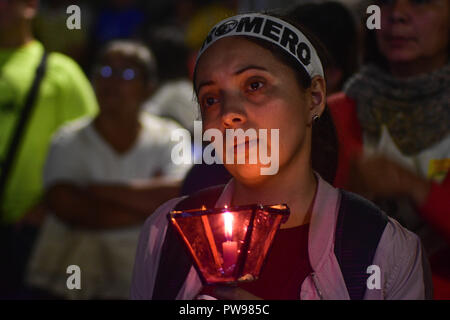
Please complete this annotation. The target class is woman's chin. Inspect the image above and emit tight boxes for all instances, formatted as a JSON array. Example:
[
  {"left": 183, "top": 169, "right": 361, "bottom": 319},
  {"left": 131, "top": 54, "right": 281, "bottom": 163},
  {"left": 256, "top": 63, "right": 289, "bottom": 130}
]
[
  {"left": 383, "top": 50, "right": 422, "bottom": 66},
  {"left": 225, "top": 163, "right": 271, "bottom": 186}
]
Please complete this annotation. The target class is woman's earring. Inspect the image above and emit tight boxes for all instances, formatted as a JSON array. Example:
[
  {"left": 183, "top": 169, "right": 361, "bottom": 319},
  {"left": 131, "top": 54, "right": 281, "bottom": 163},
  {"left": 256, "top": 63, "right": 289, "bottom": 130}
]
[{"left": 312, "top": 114, "right": 320, "bottom": 124}]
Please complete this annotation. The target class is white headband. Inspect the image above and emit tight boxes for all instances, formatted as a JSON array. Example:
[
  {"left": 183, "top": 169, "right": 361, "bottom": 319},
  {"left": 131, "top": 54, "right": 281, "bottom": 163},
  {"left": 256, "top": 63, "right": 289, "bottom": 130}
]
[{"left": 196, "top": 13, "right": 324, "bottom": 79}]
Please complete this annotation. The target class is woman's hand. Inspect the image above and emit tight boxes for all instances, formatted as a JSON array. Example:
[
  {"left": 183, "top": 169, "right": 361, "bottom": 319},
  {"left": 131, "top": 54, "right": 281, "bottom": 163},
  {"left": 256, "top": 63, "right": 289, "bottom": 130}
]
[{"left": 348, "top": 155, "right": 431, "bottom": 207}]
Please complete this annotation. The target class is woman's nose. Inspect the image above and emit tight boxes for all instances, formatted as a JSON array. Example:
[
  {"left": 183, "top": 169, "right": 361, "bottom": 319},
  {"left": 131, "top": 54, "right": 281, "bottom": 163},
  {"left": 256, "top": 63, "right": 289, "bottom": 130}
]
[
  {"left": 389, "top": 0, "right": 411, "bottom": 24},
  {"left": 221, "top": 93, "right": 248, "bottom": 129}
]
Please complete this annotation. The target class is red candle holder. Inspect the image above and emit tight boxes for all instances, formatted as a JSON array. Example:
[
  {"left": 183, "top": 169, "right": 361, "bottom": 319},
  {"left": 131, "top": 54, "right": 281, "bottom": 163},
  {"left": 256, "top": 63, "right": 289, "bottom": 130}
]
[{"left": 168, "top": 203, "right": 290, "bottom": 285}]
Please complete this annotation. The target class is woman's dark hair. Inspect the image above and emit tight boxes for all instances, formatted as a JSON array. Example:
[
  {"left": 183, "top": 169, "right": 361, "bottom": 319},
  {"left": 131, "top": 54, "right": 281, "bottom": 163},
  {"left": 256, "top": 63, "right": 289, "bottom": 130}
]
[
  {"left": 252, "top": 13, "right": 338, "bottom": 184},
  {"left": 193, "top": 12, "right": 339, "bottom": 184}
]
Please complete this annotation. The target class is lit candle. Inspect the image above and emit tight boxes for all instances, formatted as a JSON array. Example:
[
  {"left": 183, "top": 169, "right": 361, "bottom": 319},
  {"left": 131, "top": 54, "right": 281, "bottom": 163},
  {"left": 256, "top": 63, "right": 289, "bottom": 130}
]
[{"left": 222, "top": 211, "right": 238, "bottom": 271}]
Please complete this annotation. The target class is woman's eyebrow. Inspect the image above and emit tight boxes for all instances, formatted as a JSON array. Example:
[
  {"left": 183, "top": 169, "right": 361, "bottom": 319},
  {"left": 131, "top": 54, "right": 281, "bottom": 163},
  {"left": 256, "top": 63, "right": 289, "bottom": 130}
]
[
  {"left": 235, "top": 65, "right": 268, "bottom": 75},
  {"left": 197, "top": 65, "right": 269, "bottom": 92},
  {"left": 196, "top": 80, "right": 214, "bottom": 93}
]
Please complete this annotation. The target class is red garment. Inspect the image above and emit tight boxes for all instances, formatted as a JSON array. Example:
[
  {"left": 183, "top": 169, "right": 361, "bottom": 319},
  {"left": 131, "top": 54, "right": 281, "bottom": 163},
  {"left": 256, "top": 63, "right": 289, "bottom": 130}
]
[
  {"left": 429, "top": 247, "right": 450, "bottom": 300},
  {"left": 327, "top": 92, "right": 363, "bottom": 189},
  {"left": 419, "top": 173, "right": 450, "bottom": 243},
  {"left": 328, "top": 92, "right": 450, "bottom": 299},
  {"left": 238, "top": 224, "right": 312, "bottom": 300}
]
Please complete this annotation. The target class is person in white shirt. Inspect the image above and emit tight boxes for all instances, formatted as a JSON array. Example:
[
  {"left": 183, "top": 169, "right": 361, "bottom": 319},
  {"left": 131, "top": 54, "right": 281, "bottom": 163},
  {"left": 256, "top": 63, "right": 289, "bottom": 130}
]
[{"left": 26, "top": 40, "right": 191, "bottom": 299}]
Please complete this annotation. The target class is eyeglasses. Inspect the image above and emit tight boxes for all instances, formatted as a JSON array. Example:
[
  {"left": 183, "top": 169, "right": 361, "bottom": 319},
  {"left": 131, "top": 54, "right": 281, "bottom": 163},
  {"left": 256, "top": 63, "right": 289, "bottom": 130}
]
[{"left": 94, "top": 65, "right": 141, "bottom": 81}]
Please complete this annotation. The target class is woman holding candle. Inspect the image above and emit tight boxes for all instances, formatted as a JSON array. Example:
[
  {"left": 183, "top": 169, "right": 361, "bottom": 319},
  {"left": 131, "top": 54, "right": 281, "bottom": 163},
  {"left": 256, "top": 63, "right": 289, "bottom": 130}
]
[{"left": 131, "top": 12, "right": 432, "bottom": 300}]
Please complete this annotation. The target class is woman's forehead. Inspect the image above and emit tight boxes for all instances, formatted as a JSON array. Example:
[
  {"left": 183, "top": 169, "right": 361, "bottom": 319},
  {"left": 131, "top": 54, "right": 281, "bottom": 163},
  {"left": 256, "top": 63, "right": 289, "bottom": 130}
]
[{"left": 195, "top": 37, "right": 278, "bottom": 80}]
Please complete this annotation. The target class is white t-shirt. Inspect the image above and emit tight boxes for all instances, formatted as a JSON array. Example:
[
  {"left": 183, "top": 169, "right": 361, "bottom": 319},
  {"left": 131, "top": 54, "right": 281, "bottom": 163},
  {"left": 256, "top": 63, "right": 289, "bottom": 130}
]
[
  {"left": 43, "top": 112, "right": 190, "bottom": 187},
  {"left": 26, "top": 112, "right": 192, "bottom": 299}
]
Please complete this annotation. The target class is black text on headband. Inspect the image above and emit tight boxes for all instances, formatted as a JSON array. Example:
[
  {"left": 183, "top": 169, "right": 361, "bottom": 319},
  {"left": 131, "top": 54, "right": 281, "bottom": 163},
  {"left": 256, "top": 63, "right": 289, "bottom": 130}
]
[{"left": 197, "top": 14, "right": 324, "bottom": 79}]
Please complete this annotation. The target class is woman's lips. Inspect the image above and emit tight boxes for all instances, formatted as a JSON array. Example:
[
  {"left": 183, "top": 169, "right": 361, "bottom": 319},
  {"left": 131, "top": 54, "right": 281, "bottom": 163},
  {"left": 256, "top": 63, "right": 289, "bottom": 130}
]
[
  {"left": 229, "top": 138, "right": 261, "bottom": 161},
  {"left": 386, "top": 36, "right": 416, "bottom": 47},
  {"left": 233, "top": 139, "right": 259, "bottom": 152}
]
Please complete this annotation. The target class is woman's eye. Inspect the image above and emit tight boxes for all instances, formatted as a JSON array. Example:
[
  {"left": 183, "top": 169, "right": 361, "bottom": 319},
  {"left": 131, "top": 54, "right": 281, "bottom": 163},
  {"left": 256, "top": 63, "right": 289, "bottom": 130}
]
[
  {"left": 203, "top": 96, "right": 218, "bottom": 108},
  {"left": 248, "top": 81, "right": 264, "bottom": 92}
]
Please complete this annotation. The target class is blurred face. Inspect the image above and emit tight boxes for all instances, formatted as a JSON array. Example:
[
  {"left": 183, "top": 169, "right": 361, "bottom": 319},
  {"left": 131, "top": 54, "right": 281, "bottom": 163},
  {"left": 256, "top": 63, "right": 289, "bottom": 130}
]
[
  {"left": 376, "top": 0, "right": 449, "bottom": 66},
  {"left": 195, "top": 37, "right": 313, "bottom": 185},
  {"left": 0, "top": 0, "right": 37, "bottom": 29},
  {"left": 93, "top": 52, "right": 148, "bottom": 118}
]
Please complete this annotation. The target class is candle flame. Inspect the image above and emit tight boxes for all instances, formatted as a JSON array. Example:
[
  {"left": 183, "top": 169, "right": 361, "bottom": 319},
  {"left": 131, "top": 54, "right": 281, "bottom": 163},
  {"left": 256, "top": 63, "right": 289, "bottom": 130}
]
[{"left": 224, "top": 212, "right": 233, "bottom": 241}]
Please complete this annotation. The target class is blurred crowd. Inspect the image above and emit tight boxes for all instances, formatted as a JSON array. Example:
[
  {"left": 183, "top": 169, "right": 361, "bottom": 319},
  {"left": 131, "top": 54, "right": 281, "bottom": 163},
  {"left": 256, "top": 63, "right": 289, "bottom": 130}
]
[{"left": 0, "top": 0, "right": 448, "bottom": 300}]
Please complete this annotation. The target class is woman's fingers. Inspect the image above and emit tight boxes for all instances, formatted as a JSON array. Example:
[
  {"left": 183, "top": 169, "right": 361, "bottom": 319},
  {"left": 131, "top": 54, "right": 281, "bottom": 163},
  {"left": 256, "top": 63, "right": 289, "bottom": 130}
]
[{"left": 348, "top": 155, "right": 431, "bottom": 204}]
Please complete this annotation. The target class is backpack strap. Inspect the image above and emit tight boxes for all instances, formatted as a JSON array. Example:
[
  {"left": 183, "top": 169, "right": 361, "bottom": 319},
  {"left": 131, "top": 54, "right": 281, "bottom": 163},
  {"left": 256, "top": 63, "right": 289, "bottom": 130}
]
[
  {"left": 334, "top": 190, "right": 388, "bottom": 300},
  {"left": 152, "top": 185, "right": 225, "bottom": 300},
  {"left": 0, "top": 51, "right": 48, "bottom": 222}
]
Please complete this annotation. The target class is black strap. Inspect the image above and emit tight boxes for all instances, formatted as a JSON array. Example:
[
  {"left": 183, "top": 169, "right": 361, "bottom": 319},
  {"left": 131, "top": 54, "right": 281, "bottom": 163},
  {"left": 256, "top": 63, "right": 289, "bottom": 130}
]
[
  {"left": 334, "top": 190, "right": 388, "bottom": 300},
  {"left": 153, "top": 187, "right": 387, "bottom": 300},
  {"left": 0, "top": 51, "right": 48, "bottom": 219},
  {"left": 152, "top": 185, "right": 225, "bottom": 300}
]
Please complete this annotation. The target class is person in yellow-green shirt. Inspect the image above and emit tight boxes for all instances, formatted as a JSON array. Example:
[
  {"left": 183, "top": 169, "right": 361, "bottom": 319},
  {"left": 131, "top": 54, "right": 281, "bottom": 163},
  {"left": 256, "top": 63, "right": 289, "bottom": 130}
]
[{"left": 0, "top": 0, "right": 97, "bottom": 297}]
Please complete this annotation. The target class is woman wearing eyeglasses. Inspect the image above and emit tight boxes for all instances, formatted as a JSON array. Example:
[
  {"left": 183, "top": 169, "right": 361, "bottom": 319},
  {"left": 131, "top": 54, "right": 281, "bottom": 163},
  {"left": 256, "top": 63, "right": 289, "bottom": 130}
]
[{"left": 25, "top": 40, "right": 191, "bottom": 299}]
